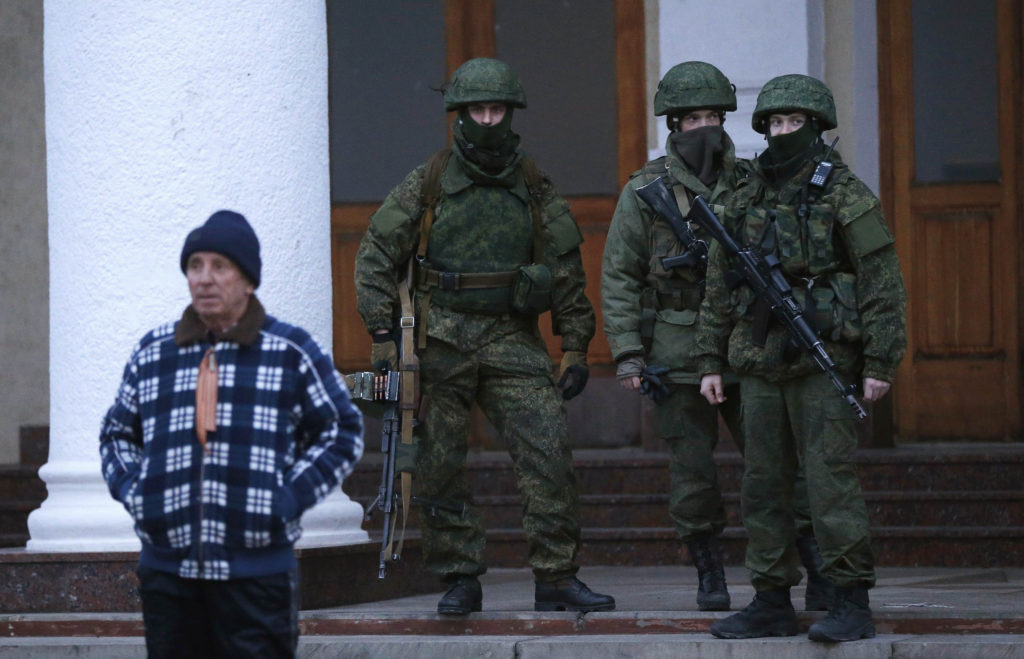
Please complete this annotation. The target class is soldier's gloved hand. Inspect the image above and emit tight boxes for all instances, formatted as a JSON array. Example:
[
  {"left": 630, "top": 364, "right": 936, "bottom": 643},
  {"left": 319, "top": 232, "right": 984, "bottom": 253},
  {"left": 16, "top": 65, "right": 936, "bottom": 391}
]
[
  {"left": 557, "top": 350, "right": 589, "bottom": 401},
  {"left": 370, "top": 331, "right": 398, "bottom": 371},
  {"left": 616, "top": 355, "right": 645, "bottom": 391},
  {"left": 639, "top": 364, "right": 671, "bottom": 402}
]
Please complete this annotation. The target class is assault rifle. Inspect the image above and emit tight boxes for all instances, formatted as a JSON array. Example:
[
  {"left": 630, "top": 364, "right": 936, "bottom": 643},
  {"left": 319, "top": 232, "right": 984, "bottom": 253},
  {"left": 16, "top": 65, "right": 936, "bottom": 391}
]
[
  {"left": 346, "top": 369, "right": 465, "bottom": 578},
  {"left": 634, "top": 177, "right": 868, "bottom": 420},
  {"left": 635, "top": 179, "right": 709, "bottom": 271},
  {"left": 345, "top": 369, "right": 405, "bottom": 578}
]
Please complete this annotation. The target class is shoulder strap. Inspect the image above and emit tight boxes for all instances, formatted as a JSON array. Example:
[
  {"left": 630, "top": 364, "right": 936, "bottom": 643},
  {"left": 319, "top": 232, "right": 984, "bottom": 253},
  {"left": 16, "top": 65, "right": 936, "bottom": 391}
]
[
  {"left": 641, "top": 156, "right": 669, "bottom": 185},
  {"left": 519, "top": 156, "right": 548, "bottom": 262},
  {"left": 417, "top": 148, "right": 452, "bottom": 260}
]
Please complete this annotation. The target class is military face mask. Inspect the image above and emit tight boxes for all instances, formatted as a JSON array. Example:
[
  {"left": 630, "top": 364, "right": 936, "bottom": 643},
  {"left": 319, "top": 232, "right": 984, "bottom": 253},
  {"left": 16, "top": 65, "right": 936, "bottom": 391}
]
[
  {"left": 669, "top": 124, "right": 726, "bottom": 187},
  {"left": 766, "top": 120, "right": 820, "bottom": 162},
  {"left": 458, "top": 107, "right": 514, "bottom": 151}
]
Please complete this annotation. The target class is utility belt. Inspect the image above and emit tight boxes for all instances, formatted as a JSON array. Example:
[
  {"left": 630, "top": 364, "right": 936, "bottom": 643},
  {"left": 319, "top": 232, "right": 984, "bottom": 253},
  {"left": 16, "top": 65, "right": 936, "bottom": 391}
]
[
  {"left": 641, "top": 284, "right": 703, "bottom": 313},
  {"left": 639, "top": 283, "right": 703, "bottom": 352},
  {"left": 413, "top": 261, "right": 553, "bottom": 346},
  {"left": 417, "top": 266, "right": 517, "bottom": 291}
]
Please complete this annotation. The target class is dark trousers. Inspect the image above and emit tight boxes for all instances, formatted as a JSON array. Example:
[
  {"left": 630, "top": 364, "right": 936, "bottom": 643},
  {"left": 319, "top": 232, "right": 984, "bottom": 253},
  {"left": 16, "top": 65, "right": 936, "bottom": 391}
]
[{"left": 137, "top": 566, "right": 298, "bottom": 659}]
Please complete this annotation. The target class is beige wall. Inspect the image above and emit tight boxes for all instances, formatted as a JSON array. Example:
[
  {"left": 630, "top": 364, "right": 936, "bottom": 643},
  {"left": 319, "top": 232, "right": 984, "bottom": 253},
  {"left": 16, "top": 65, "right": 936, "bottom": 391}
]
[
  {"left": 824, "top": 0, "right": 881, "bottom": 194},
  {"left": 0, "top": 0, "right": 48, "bottom": 464}
]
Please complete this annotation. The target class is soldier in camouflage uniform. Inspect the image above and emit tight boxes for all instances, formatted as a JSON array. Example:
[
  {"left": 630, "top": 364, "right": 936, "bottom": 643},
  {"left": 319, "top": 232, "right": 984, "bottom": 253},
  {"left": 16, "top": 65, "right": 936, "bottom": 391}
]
[
  {"left": 696, "top": 75, "right": 907, "bottom": 642},
  {"left": 354, "top": 58, "right": 614, "bottom": 616},
  {"left": 602, "top": 62, "right": 830, "bottom": 613},
  {"left": 602, "top": 61, "right": 743, "bottom": 612}
]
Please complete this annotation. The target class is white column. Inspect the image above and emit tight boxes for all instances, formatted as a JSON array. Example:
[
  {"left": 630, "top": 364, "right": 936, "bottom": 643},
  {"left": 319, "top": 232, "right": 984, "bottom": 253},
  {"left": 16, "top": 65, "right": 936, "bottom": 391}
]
[{"left": 28, "top": 0, "right": 367, "bottom": 551}]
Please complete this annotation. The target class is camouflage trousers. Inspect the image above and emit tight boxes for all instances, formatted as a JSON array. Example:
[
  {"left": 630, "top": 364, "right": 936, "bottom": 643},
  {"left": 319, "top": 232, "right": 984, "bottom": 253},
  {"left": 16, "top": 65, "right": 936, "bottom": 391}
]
[
  {"left": 414, "top": 331, "right": 581, "bottom": 581},
  {"left": 655, "top": 383, "right": 743, "bottom": 541},
  {"left": 739, "top": 372, "right": 875, "bottom": 591},
  {"left": 655, "top": 383, "right": 815, "bottom": 543}
]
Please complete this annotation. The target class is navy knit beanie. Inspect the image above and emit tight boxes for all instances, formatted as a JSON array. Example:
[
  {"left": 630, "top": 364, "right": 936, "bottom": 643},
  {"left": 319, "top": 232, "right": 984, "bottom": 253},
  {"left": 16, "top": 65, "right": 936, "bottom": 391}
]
[{"left": 180, "top": 210, "right": 262, "bottom": 287}]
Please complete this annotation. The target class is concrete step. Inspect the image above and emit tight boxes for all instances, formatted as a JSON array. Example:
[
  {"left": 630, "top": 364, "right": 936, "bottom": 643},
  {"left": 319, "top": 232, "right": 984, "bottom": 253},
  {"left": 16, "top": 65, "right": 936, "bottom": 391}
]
[
  {"left": 343, "top": 444, "right": 1024, "bottom": 566},
  {"left": 345, "top": 444, "right": 1024, "bottom": 500},
  {"left": 1, "top": 634, "right": 1022, "bottom": 658},
  {"left": 366, "top": 488, "right": 1024, "bottom": 530},
  {"left": 13, "top": 563, "right": 1024, "bottom": 657},
  {"left": 0, "top": 564, "right": 1021, "bottom": 658},
  {"left": 357, "top": 523, "right": 1024, "bottom": 569}
]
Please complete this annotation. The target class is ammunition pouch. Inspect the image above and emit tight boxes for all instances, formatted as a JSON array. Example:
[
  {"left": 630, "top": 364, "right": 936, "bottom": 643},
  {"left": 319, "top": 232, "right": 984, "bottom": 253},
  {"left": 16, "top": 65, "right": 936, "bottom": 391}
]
[
  {"left": 510, "top": 263, "right": 552, "bottom": 314},
  {"left": 639, "top": 283, "right": 703, "bottom": 352},
  {"left": 796, "top": 272, "right": 862, "bottom": 343}
]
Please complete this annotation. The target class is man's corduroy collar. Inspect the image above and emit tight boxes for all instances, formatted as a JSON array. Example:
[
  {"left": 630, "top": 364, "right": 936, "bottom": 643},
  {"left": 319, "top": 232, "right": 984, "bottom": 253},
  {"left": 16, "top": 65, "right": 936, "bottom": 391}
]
[{"left": 175, "top": 295, "right": 266, "bottom": 347}]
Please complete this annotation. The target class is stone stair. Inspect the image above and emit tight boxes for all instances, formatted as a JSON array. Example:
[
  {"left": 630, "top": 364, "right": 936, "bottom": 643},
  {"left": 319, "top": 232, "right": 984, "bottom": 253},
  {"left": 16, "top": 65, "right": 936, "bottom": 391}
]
[{"left": 343, "top": 442, "right": 1024, "bottom": 568}]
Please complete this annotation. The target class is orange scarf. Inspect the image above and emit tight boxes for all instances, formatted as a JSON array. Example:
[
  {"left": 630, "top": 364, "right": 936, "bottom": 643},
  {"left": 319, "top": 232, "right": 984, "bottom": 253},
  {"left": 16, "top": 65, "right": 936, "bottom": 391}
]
[{"left": 195, "top": 348, "right": 218, "bottom": 449}]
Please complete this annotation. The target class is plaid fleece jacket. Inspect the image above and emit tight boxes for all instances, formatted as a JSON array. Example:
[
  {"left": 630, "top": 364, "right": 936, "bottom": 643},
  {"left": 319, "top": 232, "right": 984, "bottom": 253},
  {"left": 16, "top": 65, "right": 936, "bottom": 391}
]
[{"left": 99, "top": 298, "right": 364, "bottom": 580}]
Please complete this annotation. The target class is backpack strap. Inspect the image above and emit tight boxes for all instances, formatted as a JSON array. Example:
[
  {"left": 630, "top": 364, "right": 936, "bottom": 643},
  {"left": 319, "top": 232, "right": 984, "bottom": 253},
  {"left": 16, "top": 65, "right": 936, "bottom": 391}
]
[
  {"left": 416, "top": 148, "right": 452, "bottom": 261},
  {"left": 518, "top": 156, "right": 547, "bottom": 262}
]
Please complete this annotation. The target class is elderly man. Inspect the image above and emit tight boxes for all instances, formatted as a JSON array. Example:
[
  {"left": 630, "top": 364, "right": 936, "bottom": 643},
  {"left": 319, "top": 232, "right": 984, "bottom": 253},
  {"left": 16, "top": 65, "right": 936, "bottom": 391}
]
[{"left": 99, "top": 210, "right": 364, "bottom": 658}]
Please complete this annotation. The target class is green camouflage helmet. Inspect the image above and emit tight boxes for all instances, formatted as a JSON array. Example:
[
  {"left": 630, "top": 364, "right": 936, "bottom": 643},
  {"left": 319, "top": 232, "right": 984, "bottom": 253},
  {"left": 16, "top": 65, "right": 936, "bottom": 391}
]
[
  {"left": 654, "top": 61, "right": 737, "bottom": 116},
  {"left": 752, "top": 74, "right": 837, "bottom": 133},
  {"left": 443, "top": 58, "right": 527, "bottom": 111}
]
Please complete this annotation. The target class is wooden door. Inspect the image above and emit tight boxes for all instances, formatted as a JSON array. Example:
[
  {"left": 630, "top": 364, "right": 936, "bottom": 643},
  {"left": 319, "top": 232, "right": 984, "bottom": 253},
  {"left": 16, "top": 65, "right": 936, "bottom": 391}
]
[{"left": 878, "top": 0, "right": 1022, "bottom": 440}]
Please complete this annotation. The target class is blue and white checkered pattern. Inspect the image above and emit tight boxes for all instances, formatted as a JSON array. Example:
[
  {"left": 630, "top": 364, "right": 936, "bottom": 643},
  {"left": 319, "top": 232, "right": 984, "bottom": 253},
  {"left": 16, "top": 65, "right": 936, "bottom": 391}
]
[{"left": 99, "top": 314, "right": 364, "bottom": 581}]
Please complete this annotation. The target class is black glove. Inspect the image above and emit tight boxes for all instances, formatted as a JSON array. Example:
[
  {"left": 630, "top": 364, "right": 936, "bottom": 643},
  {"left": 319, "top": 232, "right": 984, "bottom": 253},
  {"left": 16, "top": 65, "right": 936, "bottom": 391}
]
[
  {"left": 557, "top": 351, "right": 589, "bottom": 401},
  {"left": 370, "top": 331, "right": 398, "bottom": 371},
  {"left": 639, "top": 364, "right": 671, "bottom": 402}
]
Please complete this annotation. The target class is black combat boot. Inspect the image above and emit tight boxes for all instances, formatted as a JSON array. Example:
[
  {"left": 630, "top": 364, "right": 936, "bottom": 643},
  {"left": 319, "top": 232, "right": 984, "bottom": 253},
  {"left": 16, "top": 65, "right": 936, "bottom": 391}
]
[
  {"left": 534, "top": 576, "right": 616, "bottom": 612},
  {"left": 437, "top": 575, "right": 482, "bottom": 616},
  {"left": 709, "top": 588, "right": 799, "bottom": 639},
  {"left": 686, "top": 535, "right": 731, "bottom": 611},
  {"left": 808, "top": 586, "right": 876, "bottom": 642},
  {"left": 796, "top": 535, "right": 834, "bottom": 611}
]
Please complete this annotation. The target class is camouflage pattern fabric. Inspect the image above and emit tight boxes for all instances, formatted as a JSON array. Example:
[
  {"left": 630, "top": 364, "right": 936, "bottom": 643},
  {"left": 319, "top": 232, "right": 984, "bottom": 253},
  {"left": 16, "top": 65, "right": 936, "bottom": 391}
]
[
  {"left": 695, "top": 151, "right": 907, "bottom": 384},
  {"left": 657, "top": 382, "right": 743, "bottom": 540},
  {"left": 694, "top": 143, "right": 906, "bottom": 592},
  {"left": 654, "top": 61, "right": 737, "bottom": 116},
  {"left": 602, "top": 132, "right": 742, "bottom": 384},
  {"left": 354, "top": 143, "right": 593, "bottom": 581},
  {"left": 443, "top": 57, "right": 527, "bottom": 110},
  {"left": 751, "top": 74, "right": 837, "bottom": 132},
  {"left": 740, "top": 373, "right": 875, "bottom": 590},
  {"left": 599, "top": 134, "right": 817, "bottom": 545},
  {"left": 355, "top": 148, "right": 593, "bottom": 353},
  {"left": 415, "top": 333, "right": 581, "bottom": 579}
]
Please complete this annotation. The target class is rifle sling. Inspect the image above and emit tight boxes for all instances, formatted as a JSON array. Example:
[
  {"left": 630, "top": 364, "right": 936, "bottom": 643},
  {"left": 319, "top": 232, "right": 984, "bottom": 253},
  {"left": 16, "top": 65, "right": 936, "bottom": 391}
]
[{"left": 390, "top": 258, "right": 419, "bottom": 565}]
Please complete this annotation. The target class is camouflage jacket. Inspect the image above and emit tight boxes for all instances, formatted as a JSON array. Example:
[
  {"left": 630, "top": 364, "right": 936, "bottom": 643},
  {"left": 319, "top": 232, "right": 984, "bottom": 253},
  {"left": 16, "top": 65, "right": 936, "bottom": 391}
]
[
  {"left": 354, "top": 147, "right": 595, "bottom": 355},
  {"left": 694, "top": 150, "right": 907, "bottom": 383},
  {"left": 601, "top": 133, "right": 745, "bottom": 384}
]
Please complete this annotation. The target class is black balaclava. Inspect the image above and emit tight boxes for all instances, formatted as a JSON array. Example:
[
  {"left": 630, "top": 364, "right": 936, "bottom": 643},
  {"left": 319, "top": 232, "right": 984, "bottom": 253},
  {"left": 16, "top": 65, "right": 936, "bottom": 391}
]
[
  {"left": 453, "top": 107, "right": 519, "bottom": 174},
  {"left": 759, "top": 120, "right": 822, "bottom": 183},
  {"left": 668, "top": 124, "right": 726, "bottom": 187}
]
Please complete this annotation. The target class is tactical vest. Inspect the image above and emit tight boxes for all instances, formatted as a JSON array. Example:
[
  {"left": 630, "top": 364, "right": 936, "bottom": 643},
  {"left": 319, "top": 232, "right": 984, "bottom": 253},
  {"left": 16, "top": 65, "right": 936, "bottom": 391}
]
[
  {"left": 730, "top": 162, "right": 862, "bottom": 343},
  {"left": 634, "top": 157, "right": 712, "bottom": 352},
  {"left": 412, "top": 149, "right": 549, "bottom": 345}
]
